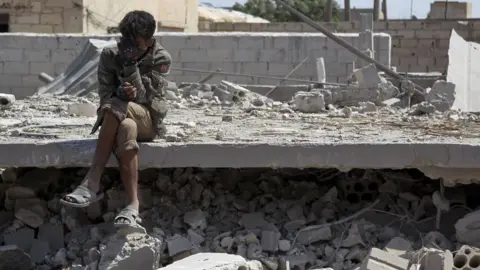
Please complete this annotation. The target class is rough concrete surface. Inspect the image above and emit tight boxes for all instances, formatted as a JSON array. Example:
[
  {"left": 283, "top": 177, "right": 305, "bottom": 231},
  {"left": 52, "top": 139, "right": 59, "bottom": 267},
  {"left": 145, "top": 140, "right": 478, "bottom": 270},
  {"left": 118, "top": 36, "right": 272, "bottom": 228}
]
[{"left": 447, "top": 30, "right": 480, "bottom": 112}]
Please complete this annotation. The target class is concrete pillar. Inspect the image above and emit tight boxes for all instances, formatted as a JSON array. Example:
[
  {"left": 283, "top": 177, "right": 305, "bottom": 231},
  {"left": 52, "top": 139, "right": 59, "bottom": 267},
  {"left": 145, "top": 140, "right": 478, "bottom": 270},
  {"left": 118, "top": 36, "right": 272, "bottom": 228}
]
[
  {"left": 358, "top": 14, "right": 374, "bottom": 67},
  {"left": 316, "top": 57, "right": 326, "bottom": 83}
]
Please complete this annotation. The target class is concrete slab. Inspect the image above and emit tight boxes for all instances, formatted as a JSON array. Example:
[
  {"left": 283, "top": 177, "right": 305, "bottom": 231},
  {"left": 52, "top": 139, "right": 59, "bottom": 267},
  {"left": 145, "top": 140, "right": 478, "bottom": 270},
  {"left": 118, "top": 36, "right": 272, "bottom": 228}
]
[{"left": 447, "top": 30, "right": 480, "bottom": 112}]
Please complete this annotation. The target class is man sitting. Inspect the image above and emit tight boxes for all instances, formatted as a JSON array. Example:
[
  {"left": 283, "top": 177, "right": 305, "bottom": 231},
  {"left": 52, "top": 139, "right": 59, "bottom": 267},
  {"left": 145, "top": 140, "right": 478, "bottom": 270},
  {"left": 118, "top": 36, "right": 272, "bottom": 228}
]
[{"left": 60, "top": 10, "right": 171, "bottom": 228}]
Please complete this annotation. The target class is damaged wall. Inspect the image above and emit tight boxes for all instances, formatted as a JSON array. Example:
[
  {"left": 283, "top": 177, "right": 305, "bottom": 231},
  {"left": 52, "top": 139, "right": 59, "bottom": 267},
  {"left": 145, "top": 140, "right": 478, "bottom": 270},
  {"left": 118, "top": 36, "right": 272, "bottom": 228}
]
[
  {"left": 0, "top": 32, "right": 391, "bottom": 99},
  {"left": 202, "top": 19, "right": 480, "bottom": 74}
]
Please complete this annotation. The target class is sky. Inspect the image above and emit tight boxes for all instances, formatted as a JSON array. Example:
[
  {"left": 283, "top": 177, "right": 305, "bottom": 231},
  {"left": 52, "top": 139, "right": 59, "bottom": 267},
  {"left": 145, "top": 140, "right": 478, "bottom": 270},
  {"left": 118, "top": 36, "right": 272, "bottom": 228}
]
[{"left": 200, "top": 0, "right": 479, "bottom": 19}]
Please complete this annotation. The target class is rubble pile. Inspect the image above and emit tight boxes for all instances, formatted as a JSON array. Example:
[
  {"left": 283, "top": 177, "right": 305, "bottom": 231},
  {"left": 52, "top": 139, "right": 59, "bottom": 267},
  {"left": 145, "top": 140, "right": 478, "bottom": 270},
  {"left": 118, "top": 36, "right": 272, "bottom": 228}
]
[{"left": 0, "top": 167, "right": 478, "bottom": 270}]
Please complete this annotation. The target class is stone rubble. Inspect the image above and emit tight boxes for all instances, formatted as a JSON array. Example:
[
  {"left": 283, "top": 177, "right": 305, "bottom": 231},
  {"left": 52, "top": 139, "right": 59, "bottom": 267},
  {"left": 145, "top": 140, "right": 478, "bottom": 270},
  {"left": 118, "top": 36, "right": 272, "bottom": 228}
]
[
  {"left": 0, "top": 66, "right": 477, "bottom": 270},
  {"left": 0, "top": 167, "right": 476, "bottom": 270}
]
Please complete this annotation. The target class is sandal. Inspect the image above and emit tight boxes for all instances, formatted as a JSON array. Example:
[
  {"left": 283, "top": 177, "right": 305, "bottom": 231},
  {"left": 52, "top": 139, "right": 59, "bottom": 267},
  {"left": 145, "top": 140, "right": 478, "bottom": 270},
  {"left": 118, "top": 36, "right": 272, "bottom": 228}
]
[
  {"left": 114, "top": 206, "right": 142, "bottom": 228},
  {"left": 60, "top": 186, "right": 104, "bottom": 208}
]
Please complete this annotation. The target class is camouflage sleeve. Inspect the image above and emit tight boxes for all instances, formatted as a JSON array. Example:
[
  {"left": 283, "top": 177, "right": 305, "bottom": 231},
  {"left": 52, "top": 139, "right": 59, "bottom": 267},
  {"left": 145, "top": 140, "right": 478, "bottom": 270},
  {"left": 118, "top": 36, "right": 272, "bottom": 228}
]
[
  {"left": 97, "top": 49, "right": 117, "bottom": 105},
  {"left": 121, "top": 47, "right": 172, "bottom": 103}
]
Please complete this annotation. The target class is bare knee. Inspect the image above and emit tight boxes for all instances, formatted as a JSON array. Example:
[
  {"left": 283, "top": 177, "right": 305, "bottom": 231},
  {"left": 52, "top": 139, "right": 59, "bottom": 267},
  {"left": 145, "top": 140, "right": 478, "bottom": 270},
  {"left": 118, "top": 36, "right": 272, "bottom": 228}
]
[{"left": 114, "top": 118, "right": 138, "bottom": 157}]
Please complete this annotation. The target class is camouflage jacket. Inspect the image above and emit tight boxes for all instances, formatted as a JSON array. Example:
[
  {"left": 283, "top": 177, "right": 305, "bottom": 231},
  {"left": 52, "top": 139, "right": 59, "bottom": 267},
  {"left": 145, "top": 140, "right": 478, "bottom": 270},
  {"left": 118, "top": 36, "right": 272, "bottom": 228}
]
[{"left": 91, "top": 40, "right": 172, "bottom": 136}]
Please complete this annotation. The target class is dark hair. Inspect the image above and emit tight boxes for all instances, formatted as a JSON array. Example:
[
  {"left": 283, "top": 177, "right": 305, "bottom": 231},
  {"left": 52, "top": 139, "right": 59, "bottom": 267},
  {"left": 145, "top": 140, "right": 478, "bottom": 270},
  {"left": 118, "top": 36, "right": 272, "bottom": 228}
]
[{"left": 118, "top": 10, "right": 156, "bottom": 42}]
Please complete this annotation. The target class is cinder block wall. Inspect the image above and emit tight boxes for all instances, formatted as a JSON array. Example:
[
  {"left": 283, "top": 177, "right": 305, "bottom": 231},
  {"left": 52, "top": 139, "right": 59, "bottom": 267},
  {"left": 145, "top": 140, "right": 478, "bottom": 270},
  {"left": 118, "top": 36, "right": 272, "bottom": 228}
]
[
  {"left": 0, "top": 33, "right": 391, "bottom": 99},
  {"left": 201, "top": 20, "right": 480, "bottom": 74}
]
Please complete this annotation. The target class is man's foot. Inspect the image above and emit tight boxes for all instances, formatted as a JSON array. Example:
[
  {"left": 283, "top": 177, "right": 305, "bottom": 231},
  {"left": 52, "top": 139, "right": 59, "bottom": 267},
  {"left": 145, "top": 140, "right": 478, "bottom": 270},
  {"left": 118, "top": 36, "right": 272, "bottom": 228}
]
[
  {"left": 60, "top": 186, "right": 104, "bottom": 208},
  {"left": 114, "top": 205, "right": 141, "bottom": 227}
]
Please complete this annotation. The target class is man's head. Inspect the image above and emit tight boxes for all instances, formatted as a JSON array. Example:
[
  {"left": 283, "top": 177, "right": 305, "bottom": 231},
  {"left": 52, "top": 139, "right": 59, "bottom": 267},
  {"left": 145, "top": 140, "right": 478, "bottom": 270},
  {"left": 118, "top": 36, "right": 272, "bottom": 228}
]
[{"left": 118, "top": 10, "right": 156, "bottom": 50}]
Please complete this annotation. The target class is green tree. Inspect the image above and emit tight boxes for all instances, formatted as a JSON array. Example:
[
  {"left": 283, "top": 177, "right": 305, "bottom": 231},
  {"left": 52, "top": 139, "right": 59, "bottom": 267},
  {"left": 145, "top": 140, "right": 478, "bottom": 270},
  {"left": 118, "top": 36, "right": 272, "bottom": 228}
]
[{"left": 232, "top": 0, "right": 341, "bottom": 22}]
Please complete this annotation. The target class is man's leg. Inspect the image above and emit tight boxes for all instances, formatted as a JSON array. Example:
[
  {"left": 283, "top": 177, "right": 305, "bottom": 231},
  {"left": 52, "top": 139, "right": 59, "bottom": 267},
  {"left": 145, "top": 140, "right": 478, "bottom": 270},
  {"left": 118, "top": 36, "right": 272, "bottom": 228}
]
[
  {"left": 114, "top": 103, "right": 154, "bottom": 226},
  {"left": 62, "top": 110, "right": 119, "bottom": 205},
  {"left": 114, "top": 118, "right": 140, "bottom": 225}
]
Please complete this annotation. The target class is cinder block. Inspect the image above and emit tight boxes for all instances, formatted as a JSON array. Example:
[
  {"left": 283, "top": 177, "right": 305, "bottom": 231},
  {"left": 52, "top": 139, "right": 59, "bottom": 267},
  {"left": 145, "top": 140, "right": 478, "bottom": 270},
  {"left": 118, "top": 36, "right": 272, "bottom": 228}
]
[
  {"left": 16, "top": 14, "right": 40, "bottom": 24},
  {"left": 179, "top": 49, "right": 209, "bottom": 62},
  {"left": 259, "top": 49, "right": 287, "bottom": 63},
  {"left": 211, "top": 36, "right": 239, "bottom": 49},
  {"left": 54, "top": 63, "right": 68, "bottom": 75},
  {"left": 267, "top": 63, "right": 292, "bottom": 76},
  {"left": 206, "top": 49, "right": 234, "bottom": 62},
  {"left": 30, "top": 62, "right": 55, "bottom": 75},
  {"left": 184, "top": 36, "right": 211, "bottom": 49},
  {"left": 58, "top": 37, "right": 86, "bottom": 50},
  {"left": 181, "top": 62, "right": 210, "bottom": 70},
  {"left": 2, "top": 62, "right": 29, "bottom": 75},
  {"left": 24, "top": 50, "right": 51, "bottom": 62},
  {"left": 51, "top": 49, "right": 77, "bottom": 63},
  {"left": 238, "top": 36, "right": 265, "bottom": 49},
  {"left": 233, "top": 49, "right": 260, "bottom": 62},
  {"left": 0, "top": 75, "right": 24, "bottom": 87},
  {"left": 240, "top": 62, "right": 268, "bottom": 74},
  {"left": 22, "top": 75, "right": 41, "bottom": 88},
  {"left": 0, "top": 49, "right": 24, "bottom": 61},
  {"left": 360, "top": 248, "right": 409, "bottom": 270}
]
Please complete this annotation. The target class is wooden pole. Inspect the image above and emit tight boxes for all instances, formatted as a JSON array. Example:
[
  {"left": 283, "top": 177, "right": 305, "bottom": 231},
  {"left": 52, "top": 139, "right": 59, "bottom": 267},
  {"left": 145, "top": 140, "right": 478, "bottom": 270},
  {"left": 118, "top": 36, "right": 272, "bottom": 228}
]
[
  {"left": 344, "top": 0, "right": 351, "bottom": 21},
  {"left": 373, "top": 0, "right": 380, "bottom": 21},
  {"left": 326, "top": 0, "right": 333, "bottom": 22}
]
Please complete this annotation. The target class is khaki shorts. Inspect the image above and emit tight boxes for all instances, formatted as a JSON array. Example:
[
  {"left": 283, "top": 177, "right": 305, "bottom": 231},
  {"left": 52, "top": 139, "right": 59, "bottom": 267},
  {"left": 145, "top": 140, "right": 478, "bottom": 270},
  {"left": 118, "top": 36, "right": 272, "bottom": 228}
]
[{"left": 126, "top": 102, "right": 156, "bottom": 142}]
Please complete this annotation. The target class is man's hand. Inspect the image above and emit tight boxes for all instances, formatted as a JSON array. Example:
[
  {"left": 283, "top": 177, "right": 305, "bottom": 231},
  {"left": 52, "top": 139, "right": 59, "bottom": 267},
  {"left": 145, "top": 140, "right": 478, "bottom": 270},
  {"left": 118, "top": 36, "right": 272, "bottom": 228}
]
[
  {"left": 123, "top": 82, "right": 137, "bottom": 100},
  {"left": 117, "top": 37, "right": 145, "bottom": 66}
]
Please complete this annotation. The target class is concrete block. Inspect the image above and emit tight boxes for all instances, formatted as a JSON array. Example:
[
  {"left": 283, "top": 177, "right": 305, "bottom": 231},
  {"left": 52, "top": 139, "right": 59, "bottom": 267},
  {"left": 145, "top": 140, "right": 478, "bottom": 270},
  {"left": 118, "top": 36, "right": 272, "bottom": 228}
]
[
  {"left": 0, "top": 93, "right": 15, "bottom": 109},
  {"left": 296, "top": 225, "right": 332, "bottom": 244},
  {"left": 360, "top": 248, "right": 409, "bottom": 270},
  {"left": 15, "top": 14, "right": 40, "bottom": 24},
  {"left": 51, "top": 49, "right": 77, "bottom": 63},
  {"left": 29, "top": 239, "right": 50, "bottom": 263},
  {"left": 0, "top": 245, "right": 32, "bottom": 270},
  {"left": 179, "top": 49, "right": 209, "bottom": 62},
  {"left": 11, "top": 88, "right": 38, "bottom": 99},
  {"left": 267, "top": 63, "right": 292, "bottom": 76},
  {"left": 24, "top": 50, "right": 51, "bottom": 62},
  {"left": 423, "top": 249, "right": 453, "bottom": 270},
  {"left": 261, "top": 231, "right": 280, "bottom": 252},
  {"left": 240, "top": 63, "right": 268, "bottom": 74},
  {"left": 259, "top": 49, "right": 287, "bottom": 63},
  {"left": 233, "top": 49, "right": 260, "bottom": 62},
  {"left": 22, "top": 75, "right": 41, "bottom": 87},
  {"left": 384, "top": 237, "right": 412, "bottom": 256},
  {"left": 3, "top": 228, "right": 35, "bottom": 252},
  {"left": 211, "top": 36, "right": 239, "bottom": 49},
  {"left": 206, "top": 49, "right": 234, "bottom": 62},
  {"left": 2, "top": 62, "right": 29, "bottom": 75},
  {"left": 0, "top": 49, "right": 24, "bottom": 61},
  {"left": 238, "top": 36, "right": 265, "bottom": 49},
  {"left": 167, "top": 234, "right": 192, "bottom": 257},
  {"left": 30, "top": 62, "right": 55, "bottom": 75},
  {"left": 426, "top": 80, "right": 455, "bottom": 112},
  {"left": 159, "top": 253, "right": 247, "bottom": 270},
  {"left": 354, "top": 64, "right": 382, "bottom": 89}
]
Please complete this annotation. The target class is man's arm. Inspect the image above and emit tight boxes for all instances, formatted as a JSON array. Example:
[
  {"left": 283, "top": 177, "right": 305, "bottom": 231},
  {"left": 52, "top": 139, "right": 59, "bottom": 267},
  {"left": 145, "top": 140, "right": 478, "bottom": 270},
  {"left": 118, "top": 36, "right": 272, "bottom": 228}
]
[
  {"left": 120, "top": 47, "right": 172, "bottom": 102},
  {"left": 97, "top": 49, "right": 117, "bottom": 105}
]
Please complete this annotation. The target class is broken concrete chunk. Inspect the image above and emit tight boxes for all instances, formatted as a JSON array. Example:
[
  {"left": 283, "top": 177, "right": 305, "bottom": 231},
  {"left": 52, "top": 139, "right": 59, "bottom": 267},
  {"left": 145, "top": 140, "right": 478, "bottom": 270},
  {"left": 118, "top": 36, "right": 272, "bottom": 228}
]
[
  {"left": 455, "top": 210, "right": 480, "bottom": 247},
  {"left": 425, "top": 80, "right": 455, "bottom": 112},
  {"left": 158, "top": 253, "right": 248, "bottom": 269},
  {"left": 423, "top": 249, "right": 453, "bottom": 270},
  {"left": 14, "top": 208, "right": 44, "bottom": 228},
  {"left": 410, "top": 102, "right": 436, "bottom": 115},
  {"left": 98, "top": 232, "right": 162, "bottom": 270},
  {"left": 0, "top": 245, "right": 32, "bottom": 270},
  {"left": 261, "top": 230, "right": 280, "bottom": 252},
  {"left": 183, "top": 209, "right": 207, "bottom": 230},
  {"left": 296, "top": 226, "right": 332, "bottom": 245},
  {"left": 0, "top": 93, "right": 16, "bottom": 110},
  {"left": 354, "top": 64, "right": 382, "bottom": 89},
  {"left": 38, "top": 223, "right": 65, "bottom": 251},
  {"left": 3, "top": 227, "right": 35, "bottom": 252},
  {"left": 167, "top": 234, "right": 193, "bottom": 257},
  {"left": 294, "top": 91, "right": 326, "bottom": 113},
  {"left": 360, "top": 248, "right": 409, "bottom": 270},
  {"left": 240, "top": 212, "right": 269, "bottom": 229},
  {"left": 67, "top": 102, "right": 97, "bottom": 117},
  {"left": 384, "top": 237, "right": 412, "bottom": 256}
]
